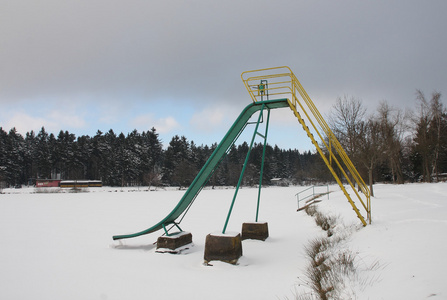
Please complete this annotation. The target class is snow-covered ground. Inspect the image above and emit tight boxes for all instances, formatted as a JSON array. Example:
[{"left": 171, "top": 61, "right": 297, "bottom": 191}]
[{"left": 1, "top": 183, "right": 446, "bottom": 299}]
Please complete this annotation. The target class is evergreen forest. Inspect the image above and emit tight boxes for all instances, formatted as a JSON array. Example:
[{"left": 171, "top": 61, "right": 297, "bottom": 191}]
[{"left": 0, "top": 126, "right": 331, "bottom": 188}]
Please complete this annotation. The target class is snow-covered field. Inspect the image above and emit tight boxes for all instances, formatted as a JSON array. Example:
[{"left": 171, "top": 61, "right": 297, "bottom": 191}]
[{"left": 1, "top": 183, "right": 446, "bottom": 299}]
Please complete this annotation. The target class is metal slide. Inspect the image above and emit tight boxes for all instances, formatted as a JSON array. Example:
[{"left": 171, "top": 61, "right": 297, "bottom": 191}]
[{"left": 112, "top": 99, "right": 290, "bottom": 240}]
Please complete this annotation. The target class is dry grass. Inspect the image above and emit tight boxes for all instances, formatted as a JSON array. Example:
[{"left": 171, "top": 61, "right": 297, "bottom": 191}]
[
  {"left": 301, "top": 236, "right": 356, "bottom": 300},
  {"left": 304, "top": 205, "right": 317, "bottom": 216},
  {"left": 305, "top": 205, "right": 338, "bottom": 237},
  {"left": 296, "top": 205, "right": 380, "bottom": 299}
]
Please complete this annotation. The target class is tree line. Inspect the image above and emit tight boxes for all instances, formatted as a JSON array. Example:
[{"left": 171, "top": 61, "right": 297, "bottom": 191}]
[
  {"left": 0, "top": 127, "right": 329, "bottom": 188},
  {"left": 327, "top": 90, "right": 447, "bottom": 195},
  {"left": 1, "top": 89, "right": 445, "bottom": 189}
]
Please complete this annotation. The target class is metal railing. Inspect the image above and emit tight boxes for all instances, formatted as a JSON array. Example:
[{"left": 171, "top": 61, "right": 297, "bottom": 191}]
[
  {"left": 241, "top": 67, "right": 371, "bottom": 225},
  {"left": 296, "top": 185, "right": 330, "bottom": 210}
]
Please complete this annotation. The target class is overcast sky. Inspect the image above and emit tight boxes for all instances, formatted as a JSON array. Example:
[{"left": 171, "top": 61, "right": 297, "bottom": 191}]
[{"left": 1, "top": 0, "right": 446, "bottom": 151}]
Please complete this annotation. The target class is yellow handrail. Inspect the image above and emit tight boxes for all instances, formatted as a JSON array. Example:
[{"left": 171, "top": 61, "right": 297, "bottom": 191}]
[{"left": 241, "top": 66, "right": 371, "bottom": 225}]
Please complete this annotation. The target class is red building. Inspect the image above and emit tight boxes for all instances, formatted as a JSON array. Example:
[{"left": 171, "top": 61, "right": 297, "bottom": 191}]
[{"left": 35, "top": 179, "right": 61, "bottom": 188}]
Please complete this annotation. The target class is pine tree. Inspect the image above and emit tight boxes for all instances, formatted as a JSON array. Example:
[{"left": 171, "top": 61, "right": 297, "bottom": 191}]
[
  {"left": 4, "top": 128, "right": 25, "bottom": 186},
  {"left": 0, "top": 127, "right": 8, "bottom": 185},
  {"left": 162, "top": 135, "right": 195, "bottom": 187},
  {"left": 103, "top": 129, "right": 119, "bottom": 186},
  {"left": 141, "top": 128, "right": 163, "bottom": 187},
  {"left": 23, "top": 130, "right": 37, "bottom": 184},
  {"left": 35, "top": 127, "right": 51, "bottom": 179}
]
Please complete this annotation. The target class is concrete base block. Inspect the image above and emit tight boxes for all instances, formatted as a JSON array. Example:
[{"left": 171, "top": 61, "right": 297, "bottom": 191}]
[
  {"left": 241, "top": 222, "right": 269, "bottom": 241},
  {"left": 204, "top": 233, "right": 242, "bottom": 265},
  {"left": 156, "top": 232, "right": 192, "bottom": 253}
]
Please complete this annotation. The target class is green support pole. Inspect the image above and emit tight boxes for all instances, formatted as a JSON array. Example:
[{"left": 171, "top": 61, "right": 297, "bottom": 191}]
[
  {"left": 256, "top": 108, "right": 271, "bottom": 222},
  {"left": 222, "top": 104, "right": 266, "bottom": 234}
]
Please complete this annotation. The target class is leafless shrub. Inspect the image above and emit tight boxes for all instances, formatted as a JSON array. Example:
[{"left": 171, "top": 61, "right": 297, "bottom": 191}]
[
  {"left": 304, "top": 238, "right": 330, "bottom": 265},
  {"left": 310, "top": 210, "right": 338, "bottom": 237},
  {"left": 302, "top": 245, "right": 358, "bottom": 299},
  {"left": 305, "top": 205, "right": 317, "bottom": 217},
  {"left": 295, "top": 205, "right": 381, "bottom": 299}
]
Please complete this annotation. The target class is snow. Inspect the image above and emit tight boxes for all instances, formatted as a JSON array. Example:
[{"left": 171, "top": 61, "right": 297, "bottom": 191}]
[{"left": 1, "top": 183, "right": 446, "bottom": 299}]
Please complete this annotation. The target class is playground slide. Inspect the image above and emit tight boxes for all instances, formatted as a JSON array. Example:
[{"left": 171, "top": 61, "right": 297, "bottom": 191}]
[{"left": 112, "top": 99, "right": 290, "bottom": 240}]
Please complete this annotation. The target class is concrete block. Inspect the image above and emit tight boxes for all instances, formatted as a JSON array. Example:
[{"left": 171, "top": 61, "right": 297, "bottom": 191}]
[
  {"left": 156, "top": 232, "right": 192, "bottom": 253},
  {"left": 204, "top": 232, "right": 242, "bottom": 265},
  {"left": 241, "top": 222, "right": 269, "bottom": 241}
]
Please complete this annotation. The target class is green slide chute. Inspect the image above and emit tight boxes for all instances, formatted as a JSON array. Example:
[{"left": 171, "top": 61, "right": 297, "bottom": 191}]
[{"left": 112, "top": 99, "right": 289, "bottom": 240}]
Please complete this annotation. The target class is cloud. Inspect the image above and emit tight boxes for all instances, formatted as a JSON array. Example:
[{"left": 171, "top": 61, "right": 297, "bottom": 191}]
[
  {"left": 48, "top": 109, "right": 87, "bottom": 129},
  {"left": 190, "top": 106, "right": 227, "bottom": 133},
  {"left": 2, "top": 112, "right": 53, "bottom": 134},
  {"left": 2, "top": 109, "right": 87, "bottom": 135},
  {"left": 97, "top": 103, "right": 128, "bottom": 126},
  {"left": 1, "top": 1, "right": 446, "bottom": 149},
  {"left": 131, "top": 114, "right": 180, "bottom": 134}
]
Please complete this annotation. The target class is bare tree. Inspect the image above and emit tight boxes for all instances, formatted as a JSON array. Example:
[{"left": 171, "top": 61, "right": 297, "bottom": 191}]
[
  {"left": 328, "top": 95, "right": 367, "bottom": 160},
  {"left": 357, "top": 118, "right": 380, "bottom": 196},
  {"left": 376, "top": 101, "right": 407, "bottom": 184},
  {"left": 328, "top": 97, "right": 409, "bottom": 193},
  {"left": 143, "top": 167, "right": 161, "bottom": 190},
  {"left": 328, "top": 95, "right": 368, "bottom": 187},
  {"left": 412, "top": 90, "right": 444, "bottom": 182},
  {"left": 428, "top": 92, "right": 445, "bottom": 181}
]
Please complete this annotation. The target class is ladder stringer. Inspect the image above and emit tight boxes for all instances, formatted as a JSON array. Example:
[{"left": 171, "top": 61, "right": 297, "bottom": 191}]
[
  {"left": 286, "top": 100, "right": 368, "bottom": 226},
  {"left": 290, "top": 78, "right": 371, "bottom": 223},
  {"left": 293, "top": 95, "right": 369, "bottom": 214}
]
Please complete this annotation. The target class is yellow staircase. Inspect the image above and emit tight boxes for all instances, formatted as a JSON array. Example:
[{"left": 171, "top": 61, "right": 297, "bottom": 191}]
[{"left": 241, "top": 66, "right": 371, "bottom": 225}]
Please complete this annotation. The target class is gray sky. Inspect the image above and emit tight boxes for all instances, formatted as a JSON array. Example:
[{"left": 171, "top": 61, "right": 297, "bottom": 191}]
[{"left": 1, "top": 0, "right": 446, "bottom": 150}]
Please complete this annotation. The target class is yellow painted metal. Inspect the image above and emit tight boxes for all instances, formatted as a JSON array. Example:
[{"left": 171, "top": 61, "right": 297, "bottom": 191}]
[{"left": 241, "top": 66, "right": 371, "bottom": 225}]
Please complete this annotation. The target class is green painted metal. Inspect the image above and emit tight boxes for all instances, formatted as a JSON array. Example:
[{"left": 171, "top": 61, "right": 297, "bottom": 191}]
[
  {"left": 222, "top": 103, "right": 266, "bottom": 234},
  {"left": 256, "top": 109, "right": 271, "bottom": 222},
  {"left": 112, "top": 99, "right": 290, "bottom": 240}
]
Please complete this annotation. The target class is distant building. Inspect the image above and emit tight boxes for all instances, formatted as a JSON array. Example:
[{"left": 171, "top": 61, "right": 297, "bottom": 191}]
[
  {"left": 35, "top": 179, "right": 61, "bottom": 188},
  {"left": 35, "top": 179, "right": 102, "bottom": 188},
  {"left": 270, "top": 178, "right": 289, "bottom": 186},
  {"left": 59, "top": 180, "right": 102, "bottom": 188}
]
